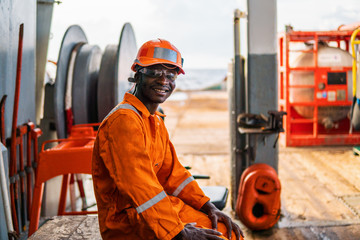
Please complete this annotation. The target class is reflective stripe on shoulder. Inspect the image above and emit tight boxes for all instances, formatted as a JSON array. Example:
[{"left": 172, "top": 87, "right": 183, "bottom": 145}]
[
  {"left": 136, "top": 191, "right": 167, "bottom": 214},
  {"left": 172, "top": 176, "right": 195, "bottom": 197},
  {"left": 104, "top": 103, "right": 140, "bottom": 120}
]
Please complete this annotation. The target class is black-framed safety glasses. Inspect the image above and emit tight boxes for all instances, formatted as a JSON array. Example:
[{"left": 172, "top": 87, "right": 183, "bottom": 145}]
[{"left": 138, "top": 67, "right": 178, "bottom": 81}]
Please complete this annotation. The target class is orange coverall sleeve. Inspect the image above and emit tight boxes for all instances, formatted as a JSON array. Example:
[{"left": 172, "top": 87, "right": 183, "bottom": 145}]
[
  {"left": 99, "top": 111, "right": 183, "bottom": 240},
  {"left": 157, "top": 140, "right": 210, "bottom": 210}
]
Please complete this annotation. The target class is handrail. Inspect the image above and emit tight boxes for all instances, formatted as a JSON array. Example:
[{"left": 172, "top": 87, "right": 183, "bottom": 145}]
[
  {"left": 350, "top": 28, "right": 360, "bottom": 97},
  {"left": 41, "top": 137, "right": 95, "bottom": 151},
  {"left": 72, "top": 123, "right": 101, "bottom": 128}
]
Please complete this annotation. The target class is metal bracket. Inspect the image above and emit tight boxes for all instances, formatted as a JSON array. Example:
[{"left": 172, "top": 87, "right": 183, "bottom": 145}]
[
  {"left": 238, "top": 111, "right": 287, "bottom": 134},
  {"left": 234, "top": 9, "right": 247, "bottom": 19}
]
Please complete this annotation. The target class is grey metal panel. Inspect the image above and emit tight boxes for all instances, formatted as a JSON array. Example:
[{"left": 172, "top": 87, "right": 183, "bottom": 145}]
[
  {"left": 72, "top": 44, "right": 102, "bottom": 124},
  {"left": 0, "top": 144, "right": 10, "bottom": 240},
  {"left": 54, "top": 25, "right": 87, "bottom": 139},
  {"left": 248, "top": 54, "right": 277, "bottom": 114},
  {"left": 248, "top": 53, "right": 278, "bottom": 170},
  {"left": 0, "top": 1, "right": 11, "bottom": 123},
  {"left": 247, "top": 0, "right": 277, "bottom": 55},
  {"left": 0, "top": 1, "right": 36, "bottom": 234},
  {"left": 245, "top": 0, "right": 278, "bottom": 173},
  {"left": 36, "top": 0, "right": 54, "bottom": 125},
  {"left": 0, "top": 0, "right": 37, "bottom": 139}
]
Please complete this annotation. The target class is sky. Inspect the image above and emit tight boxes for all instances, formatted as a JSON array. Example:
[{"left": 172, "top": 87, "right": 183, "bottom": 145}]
[{"left": 47, "top": 0, "right": 360, "bottom": 70}]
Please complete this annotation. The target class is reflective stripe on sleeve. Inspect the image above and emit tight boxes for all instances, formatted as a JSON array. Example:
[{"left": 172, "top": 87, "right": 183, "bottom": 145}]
[
  {"left": 153, "top": 47, "right": 178, "bottom": 63},
  {"left": 172, "top": 176, "right": 194, "bottom": 197},
  {"left": 104, "top": 103, "right": 140, "bottom": 121},
  {"left": 136, "top": 191, "right": 167, "bottom": 214}
]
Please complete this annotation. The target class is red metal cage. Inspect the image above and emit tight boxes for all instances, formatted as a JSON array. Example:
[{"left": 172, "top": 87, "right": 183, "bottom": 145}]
[{"left": 278, "top": 30, "right": 360, "bottom": 146}]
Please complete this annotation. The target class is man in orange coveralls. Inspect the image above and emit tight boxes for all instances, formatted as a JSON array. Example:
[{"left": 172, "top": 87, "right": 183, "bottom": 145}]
[{"left": 92, "top": 39, "right": 244, "bottom": 240}]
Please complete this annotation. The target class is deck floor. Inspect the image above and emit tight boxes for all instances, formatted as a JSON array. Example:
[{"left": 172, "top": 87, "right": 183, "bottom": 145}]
[
  {"left": 162, "top": 91, "right": 360, "bottom": 239},
  {"left": 31, "top": 90, "right": 360, "bottom": 239}
]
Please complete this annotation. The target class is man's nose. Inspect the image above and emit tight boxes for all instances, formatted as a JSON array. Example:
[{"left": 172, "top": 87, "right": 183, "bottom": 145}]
[{"left": 157, "top": 73, "right": 169, "bottom": 84}]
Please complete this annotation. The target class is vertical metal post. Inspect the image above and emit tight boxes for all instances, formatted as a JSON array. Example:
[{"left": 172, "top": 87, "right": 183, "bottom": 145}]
[
  {"left": 0, "top": 145, "right": 14, "bottom": 238},
  {"left": 10, "top": 23, "right": 24, "bottom": 234},
  {"left": 230, "top": 9, "right": 247, "bottom": 210},
  {"left": 247, "top": 0, "right": 278, "bottom": 170},
  {"left": 36, "top": 0, "right": 55, "bottom": 125}
]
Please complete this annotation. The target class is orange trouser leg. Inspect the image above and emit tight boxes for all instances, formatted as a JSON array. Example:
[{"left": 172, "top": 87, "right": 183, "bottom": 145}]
[{"left": 178, "top": 204, "right": 244, "bottom": 240}]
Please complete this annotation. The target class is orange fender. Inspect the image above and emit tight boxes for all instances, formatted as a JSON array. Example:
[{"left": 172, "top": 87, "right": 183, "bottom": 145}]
[{"left": 235, "top": 163, "right": 281, "bottom": 230}]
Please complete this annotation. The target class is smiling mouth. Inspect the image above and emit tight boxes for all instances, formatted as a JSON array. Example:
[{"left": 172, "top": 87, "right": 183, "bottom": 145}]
[{"left": 154, "top": 88, "right": 168, "bottom": 93}]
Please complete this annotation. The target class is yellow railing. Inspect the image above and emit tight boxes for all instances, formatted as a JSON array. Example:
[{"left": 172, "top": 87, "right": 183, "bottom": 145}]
[{"left": 351, "top": 28, "right": 360, "bottom": 97}]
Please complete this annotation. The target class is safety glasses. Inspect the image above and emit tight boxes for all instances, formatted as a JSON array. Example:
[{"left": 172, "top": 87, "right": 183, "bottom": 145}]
[{"left": 139, "top": 67, "right": 178, "bottom": 81}]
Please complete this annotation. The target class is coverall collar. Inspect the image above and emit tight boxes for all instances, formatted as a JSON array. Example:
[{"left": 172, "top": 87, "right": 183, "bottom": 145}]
[{"left": 123, "top": 93, "right": 166, "bottom": 118}]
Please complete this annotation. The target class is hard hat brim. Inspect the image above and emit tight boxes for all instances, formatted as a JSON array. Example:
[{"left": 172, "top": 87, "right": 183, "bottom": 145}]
[{"left": 131, "top": 58, "right": 185, "bottom": 75}]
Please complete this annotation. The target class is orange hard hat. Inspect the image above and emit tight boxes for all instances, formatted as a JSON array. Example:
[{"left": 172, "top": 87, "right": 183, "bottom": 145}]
[{"left": 131, "top": 38, "right": 185, "bottom": 74}]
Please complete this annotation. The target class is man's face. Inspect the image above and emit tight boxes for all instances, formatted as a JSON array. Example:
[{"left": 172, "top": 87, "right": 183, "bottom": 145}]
[{"left": 135, "top": 64, "right": 177, "bottom": 105}]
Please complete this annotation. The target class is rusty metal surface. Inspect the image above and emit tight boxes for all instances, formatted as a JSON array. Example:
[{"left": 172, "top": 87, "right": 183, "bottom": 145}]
[
  {"left": 29, "top": 215, "right": 101, "bottom": 240},
  {"left": 68, "top": 215, "right": 101, "bottom": 239}
]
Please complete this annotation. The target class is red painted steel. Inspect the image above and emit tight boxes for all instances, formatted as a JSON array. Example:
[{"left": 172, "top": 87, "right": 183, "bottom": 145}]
[
  {"left": 28, "top": 124, "right": 99, "bottom": 237},
  {"left": 235, "top": 164, "right": 281, "bottom": 230},
  {"left": 25, "top": 122, "right": 42, "bottom": 219},
  {"left": 17, "top": 125, "right": 28, "bottom": 231},
  {"left": 278, "top": 30, "right": 360, "bottom": 146},
  {"left": 0, "top": 95, "right": 6, "bottom": 145},
  {"left": 10, "top": 23, "right": 24, "bottom": 234}
]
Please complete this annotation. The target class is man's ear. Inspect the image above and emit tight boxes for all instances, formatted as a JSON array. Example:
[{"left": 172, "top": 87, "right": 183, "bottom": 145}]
[
  {"left": 128, "top": 72, "right": 140, "bottom": 83},
  {"left": 134, "top": 72, "right": 141, "bottom": 83}
]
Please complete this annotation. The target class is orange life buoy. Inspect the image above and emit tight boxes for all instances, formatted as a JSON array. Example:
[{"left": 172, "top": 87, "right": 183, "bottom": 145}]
[{"left": 235, "top": 163, "right": 281, "bottom": 230}]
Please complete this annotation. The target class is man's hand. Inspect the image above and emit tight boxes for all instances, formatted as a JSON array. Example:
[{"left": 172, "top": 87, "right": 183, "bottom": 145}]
[
  {"left": 201, "top": 201, "right": 244, "bottom": 240},
  {"left": 175, "top": 223, "right": 224, "bottom": 240}
]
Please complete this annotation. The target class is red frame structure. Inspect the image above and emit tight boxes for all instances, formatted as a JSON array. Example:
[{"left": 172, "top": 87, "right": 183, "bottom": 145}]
[
  {"left": 28, "top": 124, "right": 99, "bottom": 237},
  {"left": 278, "top": 30, "right": 360, "bottom": 146}
]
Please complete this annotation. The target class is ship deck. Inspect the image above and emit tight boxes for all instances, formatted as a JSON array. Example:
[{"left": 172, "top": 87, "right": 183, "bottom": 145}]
[
  {"left": 163, "top": 90, "right": 360, "bottom": 239},
  {"left": 30, "top": 90, "right": 360, "bottom": 239}
]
